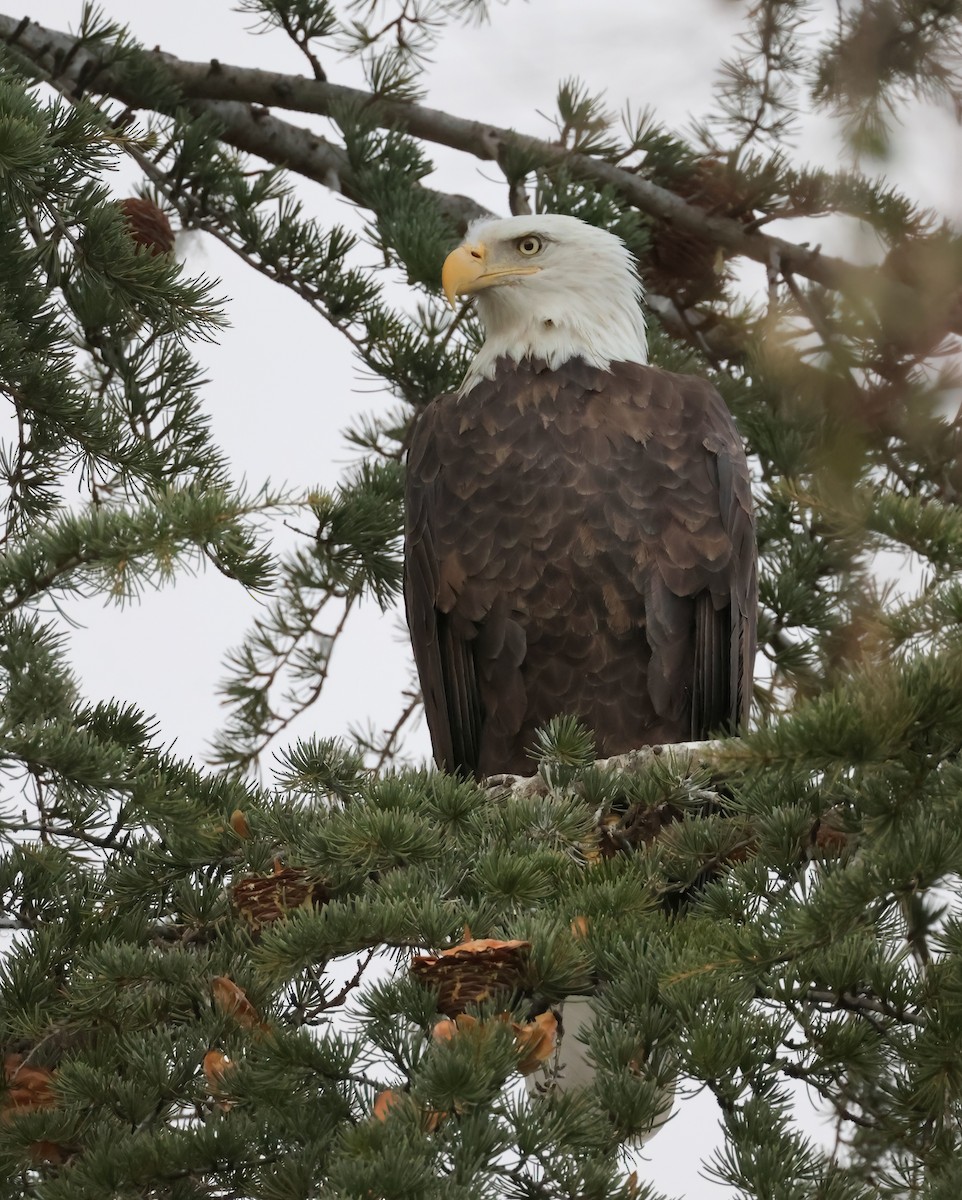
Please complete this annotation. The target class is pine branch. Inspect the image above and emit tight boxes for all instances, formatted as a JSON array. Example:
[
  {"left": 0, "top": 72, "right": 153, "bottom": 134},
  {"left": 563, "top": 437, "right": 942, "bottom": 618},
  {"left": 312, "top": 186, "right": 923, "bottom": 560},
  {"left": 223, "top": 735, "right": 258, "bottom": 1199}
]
[
  {"left": 813, "top": 0, "right": 962, "bottom": 155},
  {"left": 212, "top": 461, "right": 404, "bottom": 776},
  {"left": 710, "top": 0, "right": 811, "bottom": 155},
  {"left": 0, "top": 485, "right": 283, "bottom": 613},
  {"left": 368, "top": 686, "right": 423, "bottom": 772},
  {"left": 211, "top": 588, "right": 358, "bottom": 777},
  {"left": 2, "top": 13, "right": 959, "bottom": 335}
]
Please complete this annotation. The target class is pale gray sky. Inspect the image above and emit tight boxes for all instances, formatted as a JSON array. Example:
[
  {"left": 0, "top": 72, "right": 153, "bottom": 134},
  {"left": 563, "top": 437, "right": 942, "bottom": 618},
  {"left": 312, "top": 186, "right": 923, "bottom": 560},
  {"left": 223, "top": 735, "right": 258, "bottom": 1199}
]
[{"left": 19, "top": 2, "right": 962, "bottom": 1193}]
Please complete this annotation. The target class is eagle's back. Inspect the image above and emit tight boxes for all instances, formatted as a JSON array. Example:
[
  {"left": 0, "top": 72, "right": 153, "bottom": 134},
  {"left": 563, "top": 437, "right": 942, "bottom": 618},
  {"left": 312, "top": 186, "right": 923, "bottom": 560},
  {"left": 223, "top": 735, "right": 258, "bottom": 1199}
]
[{"left": 404, "top": 356, "right": 756, "bottom": 777}]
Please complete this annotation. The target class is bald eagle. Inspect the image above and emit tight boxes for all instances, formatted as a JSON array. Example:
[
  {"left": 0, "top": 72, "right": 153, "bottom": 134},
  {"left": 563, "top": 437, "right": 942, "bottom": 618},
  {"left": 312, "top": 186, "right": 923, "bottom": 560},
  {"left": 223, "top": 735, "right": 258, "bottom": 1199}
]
[{"left": 404, "top": 214, "right": 756, "bottom": 778}]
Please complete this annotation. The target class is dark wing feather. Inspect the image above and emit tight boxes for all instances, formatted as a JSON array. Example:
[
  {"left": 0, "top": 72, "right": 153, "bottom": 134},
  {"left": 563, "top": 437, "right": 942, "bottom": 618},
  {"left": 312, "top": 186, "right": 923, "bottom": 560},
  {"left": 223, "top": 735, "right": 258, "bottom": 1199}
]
[
  {"left": 404, "top": 400, "right": 483, "bottom": 773},
  {"left": 691, "top": 439, "right": 741, "bottom": 735},
  {"left": 631, "top": 366, "right": 756, "bottom": 741},
  {"left": 692, "top": 593, "right": 735, "bottom": 736},
  {"left": 437, "top": 613, "right": 482, "bottom": 769},
  {"left": 693, "top": 379, "right": 757, "bottom": 737}
]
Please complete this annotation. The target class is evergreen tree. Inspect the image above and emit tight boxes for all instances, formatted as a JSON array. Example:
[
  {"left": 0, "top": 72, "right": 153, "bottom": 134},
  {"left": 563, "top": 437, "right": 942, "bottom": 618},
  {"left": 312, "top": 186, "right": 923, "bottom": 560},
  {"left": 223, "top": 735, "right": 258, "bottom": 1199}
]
[{"left": 0, "top": 2, "right": 961, "bottom": 1196}]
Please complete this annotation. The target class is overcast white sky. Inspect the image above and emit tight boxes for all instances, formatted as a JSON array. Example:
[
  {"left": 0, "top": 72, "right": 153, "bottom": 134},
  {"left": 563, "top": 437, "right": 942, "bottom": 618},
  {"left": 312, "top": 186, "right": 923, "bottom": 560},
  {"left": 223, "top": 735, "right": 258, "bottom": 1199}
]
[{"left": 16, "top": 1, "right": 962, "bottom": 1193}]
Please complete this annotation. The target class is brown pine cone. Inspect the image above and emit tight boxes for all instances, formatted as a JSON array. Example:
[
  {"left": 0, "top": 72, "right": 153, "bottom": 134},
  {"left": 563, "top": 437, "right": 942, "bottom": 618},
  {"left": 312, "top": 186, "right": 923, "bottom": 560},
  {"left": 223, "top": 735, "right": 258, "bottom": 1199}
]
[
  {"left": 410, "top": 938, "right": 532, "bottom": 1017},
  {"left": 117, "top": 197, "right": 175, "bottom": 256}
]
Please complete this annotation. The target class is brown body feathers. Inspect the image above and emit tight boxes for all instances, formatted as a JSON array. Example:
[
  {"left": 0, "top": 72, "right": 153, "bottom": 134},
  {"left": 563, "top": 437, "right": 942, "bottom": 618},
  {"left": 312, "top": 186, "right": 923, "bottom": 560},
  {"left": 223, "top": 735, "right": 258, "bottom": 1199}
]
[{"left": 404, "top": 355, "right": 756, "bottom": 777}]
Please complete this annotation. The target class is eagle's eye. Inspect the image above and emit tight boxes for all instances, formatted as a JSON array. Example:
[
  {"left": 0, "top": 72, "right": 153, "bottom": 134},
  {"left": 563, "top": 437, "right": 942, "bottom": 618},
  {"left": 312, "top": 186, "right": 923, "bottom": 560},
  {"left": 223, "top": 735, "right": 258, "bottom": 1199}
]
[{"left": 516, "top": 235, "right": 543, "bottom": 257}]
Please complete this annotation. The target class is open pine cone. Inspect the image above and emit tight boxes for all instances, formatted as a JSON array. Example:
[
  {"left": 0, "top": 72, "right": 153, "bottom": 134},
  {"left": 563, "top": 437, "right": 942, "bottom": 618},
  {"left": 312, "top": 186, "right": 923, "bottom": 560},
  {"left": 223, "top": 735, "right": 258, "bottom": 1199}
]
[
  {"left": 410, "top": 938, "right": 532, "bottom": 1017},
  {"left": 231, "top": 864, "right": 329, "bottom": 932}
]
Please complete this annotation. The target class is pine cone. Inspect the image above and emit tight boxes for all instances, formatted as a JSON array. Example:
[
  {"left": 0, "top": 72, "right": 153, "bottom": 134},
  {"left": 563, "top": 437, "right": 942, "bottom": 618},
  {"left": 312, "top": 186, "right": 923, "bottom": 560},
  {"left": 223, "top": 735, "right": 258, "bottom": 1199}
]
[
  {"left": 117, "top": 197, "right": 175, "bottom": 256},
  {"left": 2, "top": 1054, "right": 57, "bottom": 1115},
  {"left": 410, "top": 938, "right": 532, "bottom": 1017},
  {"left": 231, "top": 865, "right": 329, "bottom": 931},
  {"left": 432, "top": 1010, "right": 558, "bottom": 1077},
  {"left": 644, "top": 157, "right": 747, "bottom": 304}
]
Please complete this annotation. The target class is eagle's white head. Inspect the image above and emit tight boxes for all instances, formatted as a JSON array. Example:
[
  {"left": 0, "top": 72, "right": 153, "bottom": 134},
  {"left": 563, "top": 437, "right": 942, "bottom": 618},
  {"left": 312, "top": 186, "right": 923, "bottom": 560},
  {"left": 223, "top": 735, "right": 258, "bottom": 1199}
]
[{"left": 442, "top": 213, "right": 648, "bottom": 393}]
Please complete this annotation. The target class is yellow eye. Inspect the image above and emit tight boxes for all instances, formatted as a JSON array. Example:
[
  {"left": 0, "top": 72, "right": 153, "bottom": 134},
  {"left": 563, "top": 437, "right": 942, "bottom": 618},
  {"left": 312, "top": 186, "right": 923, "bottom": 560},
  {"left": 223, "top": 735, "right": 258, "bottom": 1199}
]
[{"left": 517, "top": 235, "right": 542, "bottom": 256}]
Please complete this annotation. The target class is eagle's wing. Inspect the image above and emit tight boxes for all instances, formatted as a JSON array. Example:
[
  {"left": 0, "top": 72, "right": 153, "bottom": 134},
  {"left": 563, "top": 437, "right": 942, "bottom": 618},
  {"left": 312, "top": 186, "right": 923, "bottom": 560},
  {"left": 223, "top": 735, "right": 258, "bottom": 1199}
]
[
  {"left": 636, "top": 368, "right": 756, "bottom": 740},
  {"left": 703, "top": 409, "right": 757, "bottom": 736},
  {"left": 404, "top": 397, "right": 483, "bottom": 773}
]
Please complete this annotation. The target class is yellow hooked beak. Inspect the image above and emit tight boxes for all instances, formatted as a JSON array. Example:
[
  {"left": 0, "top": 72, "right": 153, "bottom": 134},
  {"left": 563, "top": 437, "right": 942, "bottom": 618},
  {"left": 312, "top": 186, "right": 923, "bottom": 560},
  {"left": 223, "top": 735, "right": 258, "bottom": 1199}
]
[{"left": 441, "top": 242, "right": 541, "bottom": 308}]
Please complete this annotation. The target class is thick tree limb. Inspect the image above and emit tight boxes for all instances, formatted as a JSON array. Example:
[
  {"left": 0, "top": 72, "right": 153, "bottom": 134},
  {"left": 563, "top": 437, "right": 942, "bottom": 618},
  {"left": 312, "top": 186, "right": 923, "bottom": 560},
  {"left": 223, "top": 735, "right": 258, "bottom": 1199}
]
[
  {"left": 0, "top": 15, "right": 488, "bottom": 231},
  {"left": 2, "top": 11, "right": 957, "bottom": 334},
  {"left": 484, "top": 738, "right": 731, "bottom": 795},
  {"left": 162, "top": 97, "right": 488, "bottom": 232}
]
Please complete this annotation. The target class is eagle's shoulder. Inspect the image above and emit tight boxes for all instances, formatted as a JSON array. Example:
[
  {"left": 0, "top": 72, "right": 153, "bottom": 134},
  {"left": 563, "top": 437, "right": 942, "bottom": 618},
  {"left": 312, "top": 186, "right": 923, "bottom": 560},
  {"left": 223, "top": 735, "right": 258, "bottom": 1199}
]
[{"left": 607, "top": 359, "right": 738, "bottom": 422}]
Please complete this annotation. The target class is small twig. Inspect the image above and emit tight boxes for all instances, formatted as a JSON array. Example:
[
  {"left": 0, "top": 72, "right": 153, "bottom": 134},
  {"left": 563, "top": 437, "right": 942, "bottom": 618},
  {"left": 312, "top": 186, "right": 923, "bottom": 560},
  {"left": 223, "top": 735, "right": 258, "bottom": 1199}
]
[
  {"left": 372, "top": 688, "right": 421, "bottom": 773},
  {"left": 323, "top": 946, "right": 378, "bottom": 1011},
  {"left": 507, "top": 177, "right": 531, "bottom": 217},
  {"left": 797, "top": 986, "right": 924, "bottom": 1027},
  {"left": 276, "top": 11, "right": 326, "bottom": 81},
  {"left": 221, "top": 592, "right": 358, "bottom": 778},
  {"left": 7, "top": 819, "right": 135, "bottom": 852}
]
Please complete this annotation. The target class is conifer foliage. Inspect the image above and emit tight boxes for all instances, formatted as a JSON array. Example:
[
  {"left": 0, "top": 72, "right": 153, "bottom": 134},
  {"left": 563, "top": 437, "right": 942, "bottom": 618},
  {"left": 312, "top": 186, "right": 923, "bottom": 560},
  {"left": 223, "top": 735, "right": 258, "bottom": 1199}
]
[{"left": 0, "top": 2, "right": 961, "bottom": 1196}]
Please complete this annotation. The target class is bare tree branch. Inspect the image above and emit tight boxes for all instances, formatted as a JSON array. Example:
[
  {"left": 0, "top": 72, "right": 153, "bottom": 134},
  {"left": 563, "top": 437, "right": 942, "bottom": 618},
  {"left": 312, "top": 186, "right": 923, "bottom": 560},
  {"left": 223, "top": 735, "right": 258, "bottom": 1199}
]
[
  {"left": 2, "top": 12, "right": 958, "bottom": 335},
  {"left": 799, "top": 986, "right": 925, "bottom": 1027},
  {"left": 483, "top": 738, "right": 731, "bottom": 794},
  {"left": 174, "top": 98, "right": 488, "bottom": 231}
]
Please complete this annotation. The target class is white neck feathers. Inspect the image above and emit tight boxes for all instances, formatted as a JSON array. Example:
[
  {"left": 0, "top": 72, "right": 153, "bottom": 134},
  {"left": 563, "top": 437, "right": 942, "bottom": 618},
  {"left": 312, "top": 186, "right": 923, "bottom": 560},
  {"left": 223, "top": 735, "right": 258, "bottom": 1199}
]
[{"left": 458, "top": 216, "right": 649, "bottom": 394}]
